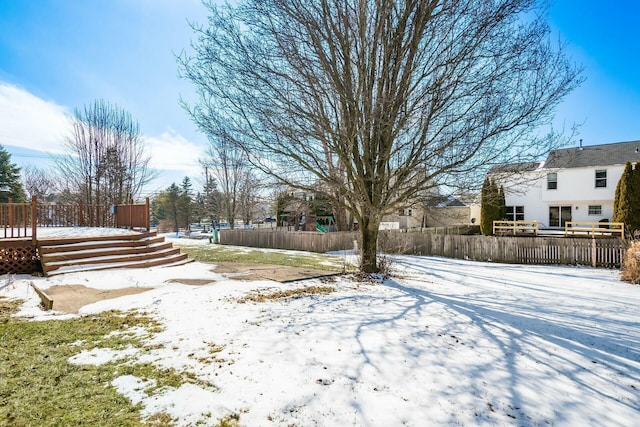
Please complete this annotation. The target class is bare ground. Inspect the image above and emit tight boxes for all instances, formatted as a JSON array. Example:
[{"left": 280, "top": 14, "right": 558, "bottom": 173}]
[{"left": 42, "top": 263, "right": 340, "bottom": 313}]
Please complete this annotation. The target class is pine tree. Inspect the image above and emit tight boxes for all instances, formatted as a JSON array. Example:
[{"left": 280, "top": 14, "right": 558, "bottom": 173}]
[
  {"left": 614, "top": 162, "right": 634, "bottom": 236},
  {"left": 0, "top": 145, "right": 26, "bottom": 203},
  {"left": 629, "top": 162, "right": 640, "bottom": 235},
  {"left": 481, "top": 177, "right": 496, "bottom": 235},
  {"left": 498, "top": 185, "right": 506, "bottom": 220}
]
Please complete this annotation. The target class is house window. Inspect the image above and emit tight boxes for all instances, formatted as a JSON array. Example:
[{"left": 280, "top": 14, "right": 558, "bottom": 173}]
[
  {"left": 595, "top": 170, "right": 607, "bottom": 188},
  {"left": 547, "top": 173, "right": 558, "bottom": 190},
  {"left": 505, "top": 206, "right": 524, "bottom": 221},
  {"left": 588, "top": 205, "right": 602, "bottom": 215},
  {"left": 407, "top": 209, "right": 412, "bottom": 217}
]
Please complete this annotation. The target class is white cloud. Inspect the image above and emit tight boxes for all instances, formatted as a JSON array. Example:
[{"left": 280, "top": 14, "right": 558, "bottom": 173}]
[
  {"left": 0, "top": 83, "right": 71, "bottom": 154},
  {"left": 145, "top": 128, "right": 203, "bottom": 175},
  {"left": 143, "top": 129, "right": 206, "bottom": 192},
  {"left": 0, "top": 82, "right": 206, "bottom": 193}
]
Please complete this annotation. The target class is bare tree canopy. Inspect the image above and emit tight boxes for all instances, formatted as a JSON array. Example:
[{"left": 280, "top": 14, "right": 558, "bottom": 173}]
[
  {"left": 21, "top": 165, "right": 57, "bottom": 202},
  {"left": 179, "top": 0, "right": 583, "bottom": 272},
  {"left": 57, "top": 99, "right": 154, "bottom": 206},
  {"left": 200, "top": 137, "right": 250, "bottom": 229}
]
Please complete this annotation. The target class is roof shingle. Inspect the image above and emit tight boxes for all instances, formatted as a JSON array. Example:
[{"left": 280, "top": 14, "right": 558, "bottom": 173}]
[{"left": 544, "top": 140, "right": 640, "bottom": 169}]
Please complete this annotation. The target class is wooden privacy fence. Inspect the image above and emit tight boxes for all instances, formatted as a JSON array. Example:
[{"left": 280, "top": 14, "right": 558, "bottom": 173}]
[
  {"left": 378, "top": 232, "right": 626, "bottom": 268},
  {"left": 219, "top": 229, "right": 627, "bottom": 268},
  {"left": 220, "top": 229, "right": 359, "bottom": 253},
  {"left": 114, "top": 199, "right": 150, "bottom": 230}
]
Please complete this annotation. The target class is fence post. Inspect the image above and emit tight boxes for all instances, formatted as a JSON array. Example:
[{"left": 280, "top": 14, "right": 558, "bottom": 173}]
[
  {"left": 31, "top": 195, "right": 37, "bottom": 244},
  {"left": 145, "top": 198, "right": 150, "bottom": 231},
  {"left": 591, "top": 238, "right": 597, "bottom": 267},
  {"left": 8, "top": 197, "right": 14, "bottom": 238}
]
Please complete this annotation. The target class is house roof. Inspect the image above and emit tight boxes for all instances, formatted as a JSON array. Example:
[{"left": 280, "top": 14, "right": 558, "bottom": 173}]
[
  {"left": 544, "top": 140, "right": 640, "bottom": 169},
  {"left": 424, "top": 195, "right": 468, "bottom": 208},
  {"left": 488, "top": 161, "right": 541, "bottom": 174}
]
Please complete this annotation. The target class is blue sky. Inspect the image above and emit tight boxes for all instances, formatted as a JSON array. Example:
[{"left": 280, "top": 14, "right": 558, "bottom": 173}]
[{"left": 0, "top": 0, "right": 639, "bottom": 195}]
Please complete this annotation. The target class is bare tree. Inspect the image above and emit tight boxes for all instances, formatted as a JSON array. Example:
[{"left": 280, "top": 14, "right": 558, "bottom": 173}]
[
  {"left": 179, "top": 0, "right": 582, "bottom": 272},
  {"left": 238, "top": 170, "right": 261, "bottom": 226},
  {"left": 57, "top": 99, "right": 154, "bottom": 206},
  {"left": 21, "top": 165, "right": 57, "bottom": 202},
  {"left": 200, "top": 135, "right": 251, "bottom": 229}
]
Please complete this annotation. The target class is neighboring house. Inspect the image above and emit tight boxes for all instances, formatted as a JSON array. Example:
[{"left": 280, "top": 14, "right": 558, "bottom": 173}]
[
  {"left": 492, "top": 140, "right": 640, "bottom": 228},
  {"left": 381, "top": 195, "right": 479, "bottom": 230}
]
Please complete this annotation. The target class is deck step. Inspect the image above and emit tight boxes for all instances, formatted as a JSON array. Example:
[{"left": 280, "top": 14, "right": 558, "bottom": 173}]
[
  {"left": 41, "top": 242, "right": 172, "bottom": 263},
  {"left": 38, "top": 232, "right": 190, "bottom": 276},
  {"left": 39, "top": 236, "right": 166, "bottom": 254},
  {"left": 45, "top": 253, "right": 193, "bottom": 276},
  {"left": 37, "top": 231, "right": 158, "bottom": 247}
]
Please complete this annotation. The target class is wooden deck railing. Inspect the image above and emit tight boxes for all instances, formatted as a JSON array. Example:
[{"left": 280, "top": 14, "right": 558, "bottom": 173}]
[
  {"left": 1, "top": 197, "right": 36, "bottom": 242},
  {"left": 565, "top": 221, "right": 624, "bottom": 238},
  {"left": 493, "top": 220, "right": 539, "bottom": 236},
  {"left": 1, "top": 196, "right": 150, "bottom": 241}
]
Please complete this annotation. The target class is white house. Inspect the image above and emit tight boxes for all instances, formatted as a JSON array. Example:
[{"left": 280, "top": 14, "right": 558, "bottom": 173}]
[{"left": 492, "top": 140, "right": 640, "bottom": 228}]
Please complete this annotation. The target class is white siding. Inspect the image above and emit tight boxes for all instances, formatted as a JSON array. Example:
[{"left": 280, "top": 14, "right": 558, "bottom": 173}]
[
  {"left": 542, "top": 166, "right": 623, "bottom": 202},
  {"left": 496, "top": 164, "right": 624, "bottom": 228}
]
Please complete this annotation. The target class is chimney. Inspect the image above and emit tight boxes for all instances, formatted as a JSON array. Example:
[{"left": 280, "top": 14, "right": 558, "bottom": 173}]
[{"left": 579, "top": 139, "right": 583, "bottom": 150}]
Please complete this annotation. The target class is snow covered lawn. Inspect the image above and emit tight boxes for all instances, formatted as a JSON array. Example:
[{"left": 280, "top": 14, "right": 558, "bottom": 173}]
[{"left": 2, "top": 253, "right": 639, "bottom": 426}]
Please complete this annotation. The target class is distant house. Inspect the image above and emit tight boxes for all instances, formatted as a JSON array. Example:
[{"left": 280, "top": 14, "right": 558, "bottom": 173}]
[
  {"left": 491, "top": 140, "right": 640, "bottom": 228},
  {"left": 381, "top": 194, "right": 480, "bottom": 230}
]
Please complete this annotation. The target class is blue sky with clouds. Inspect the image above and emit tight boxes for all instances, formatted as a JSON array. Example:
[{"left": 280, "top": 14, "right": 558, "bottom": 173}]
[{"left": 1, "top": 0, "right": 639, "bottom": 194}]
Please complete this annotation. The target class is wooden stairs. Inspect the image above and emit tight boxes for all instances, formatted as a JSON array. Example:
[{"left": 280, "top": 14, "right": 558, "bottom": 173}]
[{"left": 38, "top": 231, "right": 191, "bottom": 276}]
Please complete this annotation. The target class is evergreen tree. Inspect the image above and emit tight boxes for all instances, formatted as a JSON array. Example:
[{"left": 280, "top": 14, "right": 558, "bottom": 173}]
[
  {"left": 0, "top": 145, "right": 26, "bottom": 203},
  {"left": 499, "top": 185, "right": 506, "bottom": 220},
  {"left": 180, "top": 177, "right": 194, "bottom": 231},
  {"left": 614, "top": 162, "right": 636, "bottom": 236},
  {"left": 481, "top": 177, "right": 504, "bottom": 235},
  {"left": 480, "top": 177, "right": 492, "bottom": 235},
  {"left": 153, "top": 182, "right": 194, "bottom": 232},
  {"left": 202, "top": 176, "right": 221, "bottom": 226},
  {"left": 629, "top": 162, "right": 640, "bottom": 235}
]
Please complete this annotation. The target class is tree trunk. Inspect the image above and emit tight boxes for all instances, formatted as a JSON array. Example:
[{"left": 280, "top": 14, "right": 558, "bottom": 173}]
[
  {"left": 332, "top": 202, "right": 348, "bottom": 231},
  {"left": 360, "top": 217, "right": 380, "bottom": 273}
]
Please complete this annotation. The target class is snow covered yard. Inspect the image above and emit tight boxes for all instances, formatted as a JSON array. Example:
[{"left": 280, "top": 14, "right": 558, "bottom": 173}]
[{"left": 2, "top": 252, "right": 639, "bottom": 426}]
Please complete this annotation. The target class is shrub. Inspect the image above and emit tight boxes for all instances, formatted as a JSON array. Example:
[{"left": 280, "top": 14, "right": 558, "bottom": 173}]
[{"left": 621, "top": 241, "right": 640, "bottom": 284}]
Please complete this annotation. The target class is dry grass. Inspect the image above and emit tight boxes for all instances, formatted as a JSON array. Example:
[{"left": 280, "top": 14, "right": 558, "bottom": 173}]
[
  {"left": 0, "top": 296, "right": 21, "bottom": 318},
  {"left": 178, "top": 245, "right": 349, "bottom": 272},
  {"left": 238, "top": 285, "right": 335, "bottom": 303},
  {"left": 621, "top": 241, "right": 640, "bottom": 284},
  {"left": 0, "top": 305, "right": 233, "bottom": 426}
]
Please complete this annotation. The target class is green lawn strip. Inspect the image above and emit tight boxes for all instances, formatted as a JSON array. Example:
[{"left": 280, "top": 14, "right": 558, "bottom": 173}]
[
  {"left": 179, "top": 245, "right": 349, "bottom": 272},
  {"left": 0, "top": 302, "right": 207, "bottom": 426}
]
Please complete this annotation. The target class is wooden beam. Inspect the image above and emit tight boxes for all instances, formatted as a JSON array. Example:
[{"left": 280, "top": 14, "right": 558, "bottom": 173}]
[{"left": 30, "top": 282, "right": 54, "bottom": 311}]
